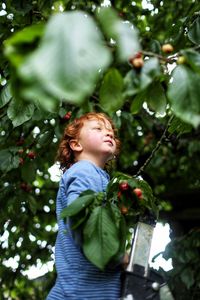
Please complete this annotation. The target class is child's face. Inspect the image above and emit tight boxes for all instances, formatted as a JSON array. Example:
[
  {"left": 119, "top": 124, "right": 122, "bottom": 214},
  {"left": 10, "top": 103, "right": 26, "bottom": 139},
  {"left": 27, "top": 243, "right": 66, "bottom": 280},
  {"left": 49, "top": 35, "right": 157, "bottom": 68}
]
[{"left": 78, "top": 118, "right": 117, "bottom": 164}]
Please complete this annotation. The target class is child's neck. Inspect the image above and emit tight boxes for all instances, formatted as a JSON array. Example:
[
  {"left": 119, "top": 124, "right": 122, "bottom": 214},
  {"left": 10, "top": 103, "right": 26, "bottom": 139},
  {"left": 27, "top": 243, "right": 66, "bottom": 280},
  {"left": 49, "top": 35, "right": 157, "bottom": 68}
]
[{"left": 76, "top": 153, "right": 106, "bottom": 169}]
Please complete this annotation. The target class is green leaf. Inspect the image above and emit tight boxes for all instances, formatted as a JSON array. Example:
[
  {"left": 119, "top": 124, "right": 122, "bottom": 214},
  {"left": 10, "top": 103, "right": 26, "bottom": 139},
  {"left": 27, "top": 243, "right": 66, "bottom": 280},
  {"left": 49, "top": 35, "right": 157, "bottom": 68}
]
[
  {"left": 70, "top": 209, "right": 89, "bottom": 230},
  {"left": 117, "top": 215, "right": 127, "bottom": 253},
  {"left": 21, "top": 79, "right": 59, "bottom": 112},
  {"left": 96, "top": 7, "right": 141, "bottom": 61},
  {"left": 123, "top": 58, "right": 160, "bottom": 101},
  {"left": 116, "top": 21, "right": 141, "bottom": 62},
  {"left": 168, "top": 116, "right": 192, "bottom": 136},
  {"left": 19, "top": 11, "right": 111, "bottom": 105},
  {"left": 181, "top": 49, "right": 200, "bottom": 74},
  {"left": 167, "top": 65, "right": 200, "bottom": 128},
  {"left": 0, "top": 85, "right": 12, "bottom": 108},
  {"left": 123, "top": 69, "right": 141, "bottom": 98},
  {"left": 146, "top": 82, "right": 167, "bottom": 115},
  {"left": 7, "top": 99, "right": 34, "bottom": 127},
  {"left": 188, "top": 16, "right": 200, "bottom": 45},
  {"left": 28, "top": 196, "right": 38, "bottom": 215},
  {"left": 110, "top": 204, "right": 126, "bottom": 261},
  {"left": 140, "top": 57, "right": 161, "bottom": 89},
  {"left": 149, "top": 39, "right": 161, "bottom": 54},
  {"left": 99, "top": 68, "right": 124, "bottom": 113},
  {"left": 130, "top": 90, "right": 146, "bottom": 114},
  {"left": 0, "top": 148, "right": 19, "bottom": 172},
  {"left": 180, "top": 268, "right": 195, "bottom": 289},
  {"left": 38, "top": 130, "right": 54, "bottom": 146},
  {"left": 21, "top": 161, "right": 37, "bottom": 183},
  {"left": 109, "top": 203, "right": 122, "bottom": 229},
  {"left": 5, "top": 23, "right": 44, "bottom": 45},
  {"left": 4, "top": 23, "right": 44, "bottom": 67},
  {"left": 83, "top": 206, "right": 119, "bottom": 270},
  {"left": 60, "top": 190, "right": 95, "bottom": 219}
]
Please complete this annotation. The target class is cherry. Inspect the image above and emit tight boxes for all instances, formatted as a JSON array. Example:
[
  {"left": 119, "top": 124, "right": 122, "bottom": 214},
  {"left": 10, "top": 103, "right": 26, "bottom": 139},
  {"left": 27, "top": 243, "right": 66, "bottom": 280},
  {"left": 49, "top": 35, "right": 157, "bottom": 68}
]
[
  {"left": 177, "top": 56, "right": 186, "bottom": 64},
  {"left": 63, "top": 111, "right": 71, "bottom": 121},
  {"left": 19, "top": 157, "right": 24, "bottom": 165},
  {"left": 134, "top": 51, "right": 142, "bottom": 59},
  {"left": 162, "top": 43, "right": 174, "bottom": 53},
  {"left": 16, "top": 137, "right": 25, "bottom": 146},
  {"left": 133, "top": 188, "right": 143, "bottom": 199},
  {"left": 120, "top": 206, "right": 128, "bottom": 215},
  {"left": 20, "top": 182, "right": 32, "bottom": 192},
  {"left": 27, "top": 151, "right": 36, "bottom": 159},
  {"left": 129, "top": 51, "right": 142, "bottom": 61},
  {"left": 130, "top": 57, "right": 144, "bottom": 68},
  {"left": 129, "top": 51, "right": 144, "bottom": 68},
  {"left": 119, "top": 181, "right": 129, "bottom": 191}
]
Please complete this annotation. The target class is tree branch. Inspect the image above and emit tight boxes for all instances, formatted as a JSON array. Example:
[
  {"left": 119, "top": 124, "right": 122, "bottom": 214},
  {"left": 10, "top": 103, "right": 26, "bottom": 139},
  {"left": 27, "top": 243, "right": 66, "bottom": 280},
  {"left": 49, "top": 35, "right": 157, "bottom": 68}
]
[
  {"left": 134, "top": 115, "right": 174, "bottom": 177},
  {"left": 141, "top": 50, "right": 178, "bottom": 63}
]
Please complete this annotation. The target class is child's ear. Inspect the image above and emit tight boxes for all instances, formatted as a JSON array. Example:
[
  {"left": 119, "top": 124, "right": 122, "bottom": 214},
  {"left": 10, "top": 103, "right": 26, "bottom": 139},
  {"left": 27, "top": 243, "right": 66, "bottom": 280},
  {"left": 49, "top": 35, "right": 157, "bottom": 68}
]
[{"left": 69, "top": 140, "right": 83, "bottom": 152}]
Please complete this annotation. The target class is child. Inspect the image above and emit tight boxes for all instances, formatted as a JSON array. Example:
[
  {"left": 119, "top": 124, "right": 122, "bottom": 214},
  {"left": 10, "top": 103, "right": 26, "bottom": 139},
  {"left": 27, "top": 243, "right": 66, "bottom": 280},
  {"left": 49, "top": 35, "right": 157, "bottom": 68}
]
[{"left": 46, "top": 112, "right": 122, "bottom": 300}]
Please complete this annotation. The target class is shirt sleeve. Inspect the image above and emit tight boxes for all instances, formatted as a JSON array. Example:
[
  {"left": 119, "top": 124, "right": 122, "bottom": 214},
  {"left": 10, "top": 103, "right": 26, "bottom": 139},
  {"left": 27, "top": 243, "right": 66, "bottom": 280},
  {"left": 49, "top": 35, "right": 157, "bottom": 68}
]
[
  {"left": 66, "top": 176, "right": 97, "bottom": 207},
  {"left": 63, "top": 164, "right": 102, "bottom": 247},
  {"left": 63, "top": 162, "right": 106, "bottom": 207}
]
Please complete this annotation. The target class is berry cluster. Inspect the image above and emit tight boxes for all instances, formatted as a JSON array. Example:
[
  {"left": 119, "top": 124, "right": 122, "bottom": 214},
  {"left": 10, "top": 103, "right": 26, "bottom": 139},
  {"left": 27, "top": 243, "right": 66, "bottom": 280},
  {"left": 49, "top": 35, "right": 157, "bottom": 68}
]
[
  {"left": 129, "top": 52, "right": 144, "bottom": 69},
  {"left": 117, "top": 180, "right": 143, "bottom": 215},
  {"left": 18, "top": 149, "right": 36, "bottom": 166}
]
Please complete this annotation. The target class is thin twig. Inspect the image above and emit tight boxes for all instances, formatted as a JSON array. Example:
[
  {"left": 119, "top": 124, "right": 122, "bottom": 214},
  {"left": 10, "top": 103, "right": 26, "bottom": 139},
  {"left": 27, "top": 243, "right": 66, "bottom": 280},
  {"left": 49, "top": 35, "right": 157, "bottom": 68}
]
[
  {"left": 141, "top": 50, "right": 178, "bottom": 63},
  {"left": 142, "top": 44, "right": 200, "bottom": 64},
  {"left": 134, "top": 115, "right": 174, "bottom": 177}
]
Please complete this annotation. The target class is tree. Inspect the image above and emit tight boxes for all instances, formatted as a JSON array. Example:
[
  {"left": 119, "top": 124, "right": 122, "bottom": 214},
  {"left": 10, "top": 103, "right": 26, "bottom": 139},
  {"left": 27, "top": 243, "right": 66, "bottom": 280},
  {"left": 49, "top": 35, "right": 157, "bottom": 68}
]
[{"left": 0, "top": 0, "right": 200, "bottom": 298}]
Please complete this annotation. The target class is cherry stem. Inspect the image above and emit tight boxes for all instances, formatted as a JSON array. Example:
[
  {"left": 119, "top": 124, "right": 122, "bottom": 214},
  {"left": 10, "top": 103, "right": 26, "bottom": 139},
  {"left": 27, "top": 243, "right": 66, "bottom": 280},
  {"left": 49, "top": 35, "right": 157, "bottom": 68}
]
[
  {"left": 142, "top": 44, "right": 200, "bottom": 63},
  {"left": 141, "top": 50, "right": 178, "bottom": 63}
]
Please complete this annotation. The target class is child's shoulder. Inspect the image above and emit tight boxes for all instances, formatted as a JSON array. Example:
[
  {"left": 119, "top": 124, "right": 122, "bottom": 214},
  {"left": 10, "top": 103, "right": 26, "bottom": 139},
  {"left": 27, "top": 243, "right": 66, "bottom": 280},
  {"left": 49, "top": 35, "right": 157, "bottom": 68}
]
[
  {"left": 61, "top": 160, "right": 110, "bottom": 190},
  {"left": 64, "top": 160, "right": 98, "bottom": 178}
]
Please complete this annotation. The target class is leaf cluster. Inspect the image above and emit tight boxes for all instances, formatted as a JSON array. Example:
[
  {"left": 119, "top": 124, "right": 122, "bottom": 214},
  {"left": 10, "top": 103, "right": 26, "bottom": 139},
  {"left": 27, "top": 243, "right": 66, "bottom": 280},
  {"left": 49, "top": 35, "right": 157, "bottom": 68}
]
[
  {"left": 0, "top": 0, "right": 200, "bottom": 298},
  {"left": 60, "top": 173, "right": 158, "bottom": 270},
  {"left": 161, "top": 229, "right": 200, "bottom": 299}
]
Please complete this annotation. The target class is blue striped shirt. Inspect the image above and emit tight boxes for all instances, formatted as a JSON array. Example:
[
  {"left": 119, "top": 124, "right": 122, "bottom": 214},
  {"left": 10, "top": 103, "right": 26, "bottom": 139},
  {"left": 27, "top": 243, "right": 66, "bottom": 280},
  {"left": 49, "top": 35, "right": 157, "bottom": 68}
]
[{"left": 46, "top": 160, "right": 121, "bottom": 299}]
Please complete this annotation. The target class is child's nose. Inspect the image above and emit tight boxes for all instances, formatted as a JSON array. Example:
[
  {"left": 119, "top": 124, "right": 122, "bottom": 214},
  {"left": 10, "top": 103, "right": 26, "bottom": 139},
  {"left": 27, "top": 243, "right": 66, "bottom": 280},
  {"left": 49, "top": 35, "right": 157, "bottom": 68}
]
[{"left": 105, "top": 131, "right": 114, "bottom": 139}]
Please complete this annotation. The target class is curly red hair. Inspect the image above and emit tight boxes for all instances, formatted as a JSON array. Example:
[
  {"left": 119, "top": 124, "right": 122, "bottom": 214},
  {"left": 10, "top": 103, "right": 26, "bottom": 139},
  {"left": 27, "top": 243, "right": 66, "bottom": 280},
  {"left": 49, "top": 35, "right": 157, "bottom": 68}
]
[{"left": 56, "top": 112, "right": 120, "bottom": 171}]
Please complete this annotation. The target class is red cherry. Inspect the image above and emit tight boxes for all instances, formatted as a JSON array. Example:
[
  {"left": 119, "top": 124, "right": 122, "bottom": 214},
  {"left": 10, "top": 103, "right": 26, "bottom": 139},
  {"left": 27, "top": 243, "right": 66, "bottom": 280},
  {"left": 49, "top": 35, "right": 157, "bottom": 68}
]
[
  {"left": 20, "top": 182, "right": 27, "bottom": 190},
  {"left": 20, "top": 182, "right": 31, "bottom": 192},
  {"left": 162, "top": 43, "right": 174, "bottom": 53},
  {"left": 120, "top": 206, "right": 128, "bottom": 214},
  {"left": 131, "top": 57, "right": 144, "bottom": 68},
  {"left": 134, "top": 51, "right": 142, "bottom": 59},
  {"left": 16, "top": 137, "right": 25, "bottom": 146},
  {"left": 63, "top": 112, "right": 71, "bottom": 121},
  {"left": 19, "top": 157, "right": 24, "bottom": 165},
  {"left": 27, "top": 151, "right": 36, "bottom": 159},
  {"left": 119, "top": 181, "right": 129, "bottom": 191},
  {"left": 134, "top": 188, "right": 143, "bottom": 199},
  {"left": 129, "top": 51, "right": 142, "bottom": 61}
]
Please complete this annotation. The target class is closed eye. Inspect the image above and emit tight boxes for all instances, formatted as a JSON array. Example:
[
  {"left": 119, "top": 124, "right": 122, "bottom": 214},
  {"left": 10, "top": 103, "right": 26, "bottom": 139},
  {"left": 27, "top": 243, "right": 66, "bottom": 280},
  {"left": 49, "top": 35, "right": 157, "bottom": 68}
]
[{"left": 93, "top": 127, "right": 102, "bottom": 130}]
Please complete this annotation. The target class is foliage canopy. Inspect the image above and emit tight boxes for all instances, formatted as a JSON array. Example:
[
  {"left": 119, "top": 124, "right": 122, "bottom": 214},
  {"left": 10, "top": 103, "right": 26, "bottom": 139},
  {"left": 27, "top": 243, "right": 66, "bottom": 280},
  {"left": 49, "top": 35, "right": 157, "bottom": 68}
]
[{"left": 0, "top": 0, "right": 200, "bottom": 298}]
